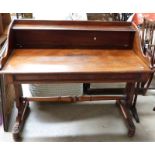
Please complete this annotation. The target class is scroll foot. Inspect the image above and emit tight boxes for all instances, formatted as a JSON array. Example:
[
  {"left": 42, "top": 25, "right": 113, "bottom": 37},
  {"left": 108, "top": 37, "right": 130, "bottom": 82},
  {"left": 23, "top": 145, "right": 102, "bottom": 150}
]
[
  {"left": 12, "top": 101, "right": 30, "bottom": 142},
  {"left": 13, "top": 122, "right": 22, "bottom": 141}
]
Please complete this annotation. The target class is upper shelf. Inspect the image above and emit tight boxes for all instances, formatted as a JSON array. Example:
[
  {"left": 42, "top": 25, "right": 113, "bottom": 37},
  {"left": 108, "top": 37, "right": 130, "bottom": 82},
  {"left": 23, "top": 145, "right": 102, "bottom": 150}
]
[{"left": 12, "top": 20, "right": 135, "bottom": 32}]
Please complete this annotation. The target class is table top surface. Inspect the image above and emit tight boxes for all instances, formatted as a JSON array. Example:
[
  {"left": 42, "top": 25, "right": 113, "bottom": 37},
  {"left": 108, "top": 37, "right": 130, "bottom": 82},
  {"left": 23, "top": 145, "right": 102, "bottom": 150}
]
[{"left": 1, "top": 49, "right": 150, "bottom": 74}]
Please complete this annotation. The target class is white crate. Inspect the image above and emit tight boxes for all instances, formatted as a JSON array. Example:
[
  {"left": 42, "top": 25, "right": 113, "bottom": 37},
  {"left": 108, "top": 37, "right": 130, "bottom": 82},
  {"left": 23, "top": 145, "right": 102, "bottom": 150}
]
[{"left": 29, "top": 84, "right": 83, "bottom": 97}]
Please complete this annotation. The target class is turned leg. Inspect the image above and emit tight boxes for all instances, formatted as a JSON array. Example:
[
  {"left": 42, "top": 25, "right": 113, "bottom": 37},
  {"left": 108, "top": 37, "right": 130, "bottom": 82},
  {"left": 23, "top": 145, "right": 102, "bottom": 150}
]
[{"left": 12, "top": 84, "right": 30, "bottom": 141}]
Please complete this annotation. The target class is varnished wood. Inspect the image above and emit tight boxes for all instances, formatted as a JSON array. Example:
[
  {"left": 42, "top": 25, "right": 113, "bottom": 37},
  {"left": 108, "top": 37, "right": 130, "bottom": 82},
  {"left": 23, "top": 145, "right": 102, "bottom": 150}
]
[
  {"left": 83, "top": 22, "right": 154, "bottom": 123},
  {"left": 9, "top": 20, "right": 135, "bottom": 50},
  {"left": 1, "top": 49, "right": 150, "bottom": 74},
  {"left": 0, "top": 74, "right": 15, "bottom": 131},
  {"left": 0, "top": 20, "right": 153, "bottom": 140},
  {"left": 130, "top": 82, "right": 140, "bottom": 123},
  {"left": 125, "top": 82, "right": 135, "bottom": 107},
  {"left": 12, "top": 20, "right": 133, "bottom": 29},
  {"left": 116, "top": 100, "right": 135, "bottom": 137},
  {"left": 12, "top": 84, "right": 30, "bottom": 141},
  {"left": 125, "top": 82, "right": 140, "bottom": 123},
  {"left": 12, "top": 98, "right": 30, "bottom": 141},
  {"left": 13, "top": 72, "right": 148, "bottom": 84},
  {"left": 25, "top": 95, "right": 125, "bottom": 103}
]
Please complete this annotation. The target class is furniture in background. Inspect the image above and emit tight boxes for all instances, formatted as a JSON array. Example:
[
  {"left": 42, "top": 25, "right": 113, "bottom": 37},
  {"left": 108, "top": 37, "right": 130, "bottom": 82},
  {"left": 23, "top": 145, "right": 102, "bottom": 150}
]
[
  {"left": 87, "top": 13, "right": 133, "bottom": 21},
  {"left": 0, "top": 20, "right": 152, "bottom": 141},
  {"left": 139, "top": 18, "right": 155, "bottom": 95},
  {"left": 112, "top": 13, "right": 133, "bottom": 21},
  {"left": 0, "top": 13, "right": 15, "bottom": 130},
  {"left": 129, "top": 14, "right": 155, "bottom": 108},
  {"left": 0, "top": 13, "right": 11, "bottom": 47},
  {"left": 87, "top": 13, "right": 114, "bottom": 21},
  {"left": 16, "top": 13, "right": 33, "bottom": 19}
]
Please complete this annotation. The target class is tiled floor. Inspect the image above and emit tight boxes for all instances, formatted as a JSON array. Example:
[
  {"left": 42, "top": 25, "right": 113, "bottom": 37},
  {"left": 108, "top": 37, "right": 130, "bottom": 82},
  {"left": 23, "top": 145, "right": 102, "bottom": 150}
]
[{"left": 0, "top": 85, "right": 155, "bottom": 142}]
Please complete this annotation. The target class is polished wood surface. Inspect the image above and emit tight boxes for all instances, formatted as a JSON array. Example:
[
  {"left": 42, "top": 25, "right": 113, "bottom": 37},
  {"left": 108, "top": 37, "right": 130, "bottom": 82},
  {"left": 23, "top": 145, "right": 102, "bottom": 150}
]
[
  {"left": 12, "top": 21, "right": 135, "bottom": 49},
  {"left": 1, "top": 49, "right": 150, "bottom": 74},
  {"left": 13, "top": 30, "right": 134, "bottom": 49},
  {"left": 12, "top": 23, "right": 134, "bottom": 31},
  {"left": 12, "top": 20, "right": 134, "bottom": 30},
  {"left": 26, "top": 95, "right": 125, "bottom": 103},
  {"left": 0, "top": 20, "right": 153, "bottom": 140}
]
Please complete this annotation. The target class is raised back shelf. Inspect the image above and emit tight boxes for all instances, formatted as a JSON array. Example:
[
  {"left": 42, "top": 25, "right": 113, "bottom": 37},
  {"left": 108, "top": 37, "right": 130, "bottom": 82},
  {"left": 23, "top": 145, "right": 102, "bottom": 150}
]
[{"left": 10, "top": 20, "right": 136, "bottom": 49}]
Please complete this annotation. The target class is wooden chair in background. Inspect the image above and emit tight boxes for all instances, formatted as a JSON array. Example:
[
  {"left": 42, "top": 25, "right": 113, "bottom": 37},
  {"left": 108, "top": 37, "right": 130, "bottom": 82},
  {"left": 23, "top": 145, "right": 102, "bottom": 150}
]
[{"left": 140, "top": 18, "right": 155, "bottom": 95}]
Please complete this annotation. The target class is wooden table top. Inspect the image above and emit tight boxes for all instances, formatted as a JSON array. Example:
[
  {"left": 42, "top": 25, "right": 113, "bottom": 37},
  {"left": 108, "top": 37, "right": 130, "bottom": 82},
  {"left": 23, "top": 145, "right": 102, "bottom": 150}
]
[{"left": 1, "top": 49, "right": 150, "bottom": 74}]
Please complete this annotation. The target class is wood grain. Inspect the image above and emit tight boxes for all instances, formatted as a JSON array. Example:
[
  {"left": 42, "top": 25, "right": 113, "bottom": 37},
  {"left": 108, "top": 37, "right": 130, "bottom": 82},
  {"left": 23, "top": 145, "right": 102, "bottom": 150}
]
[
  {"left": 1, "top": 49, "right": 150, "bottom": 74},
  {"left": 0, "top": 20, "right": 153, "bottom": 139}
]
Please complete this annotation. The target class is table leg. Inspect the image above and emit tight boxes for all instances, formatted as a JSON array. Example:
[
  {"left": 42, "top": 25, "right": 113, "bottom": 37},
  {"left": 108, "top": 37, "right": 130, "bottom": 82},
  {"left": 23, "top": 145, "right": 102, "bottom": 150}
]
[
  {"left": 0, "top": 74, "right": 15, "bottom": 131},
  {"left": 83, "top": 83, "right": 90, "bottom": 94},
  {"left": 116, "top": 100, "right": 135, "bottom": 137},
  {"left": 117, "top": 82, "right": 136, "bottom": 137},
  {"left": 0, "top": 75, "right": 7, "bottom": 130},
  {"left": 12, "top": 84, "right": 30, "bottom": 141},
  {"left": 130, "top": 82, "right": 140, "bottom": 123}
]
